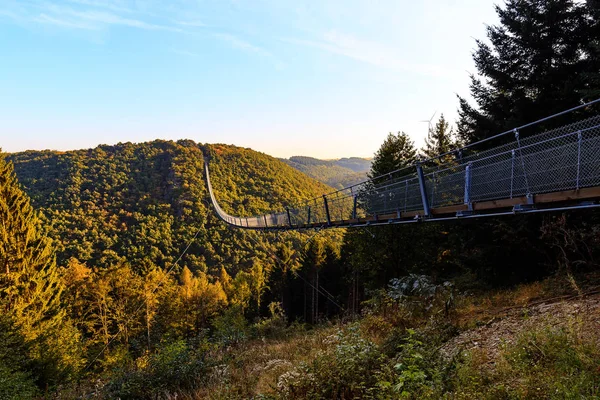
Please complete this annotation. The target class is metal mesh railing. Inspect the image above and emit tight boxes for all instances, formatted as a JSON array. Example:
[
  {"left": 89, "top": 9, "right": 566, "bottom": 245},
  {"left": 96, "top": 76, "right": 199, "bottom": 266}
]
[{"left": 206, "top": 102, "right": 600, "bottom": 230}]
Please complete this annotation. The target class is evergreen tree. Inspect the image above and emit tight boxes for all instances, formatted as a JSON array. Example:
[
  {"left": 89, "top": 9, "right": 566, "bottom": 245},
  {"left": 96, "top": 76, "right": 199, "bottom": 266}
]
[
  {"left": 342, "top": 133, "right": 427, "bottom": 293},
  {"left": 369, "top": 132, "right": 417, "bottom": 180},
  {"left": 0, "top": 315, "right": 39, "bottom": 398},
  {"left": 453, "top": 0, "right": 600, "bottom": 290},
  {"left": 0, "top": 154, "right": 83, "bottom": 386},
  {"left": 583, "top": 0, "right": 600, "bottom": 98},
  {"left": 422, "top": 114, "right": 456, "bottom": 161},
  {"left": 177, "top": 266, "right": 228, "bottom": 336},
  {"left": 457, "top": 0, "right": 597, "bottom": 144},
  {"left": 0, "top": 156, "right": 62, "bottom": 323}
]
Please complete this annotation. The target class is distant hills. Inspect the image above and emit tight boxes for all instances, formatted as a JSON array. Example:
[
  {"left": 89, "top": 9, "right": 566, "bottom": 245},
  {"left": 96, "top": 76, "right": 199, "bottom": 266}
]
[{"left": 281, "top": 156, "right": 372, "bottom": 189}]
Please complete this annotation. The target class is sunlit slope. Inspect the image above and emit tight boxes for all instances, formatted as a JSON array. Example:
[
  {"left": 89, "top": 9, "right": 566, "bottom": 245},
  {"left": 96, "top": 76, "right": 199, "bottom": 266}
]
[
  {"left": 206, "top": 144, "right": 334, "bottom": 216},
  {"left": 281, "top": 156, "right": 371, "bottom": 189},
  {"left": 9, "top": 141, "right": 336, "bottom": 275}
]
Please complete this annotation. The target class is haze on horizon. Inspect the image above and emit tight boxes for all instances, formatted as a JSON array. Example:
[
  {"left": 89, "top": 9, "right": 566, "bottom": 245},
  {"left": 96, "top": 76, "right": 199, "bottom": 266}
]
[{"left": 0, "top": 0, "right": 498, "bottom": 159}]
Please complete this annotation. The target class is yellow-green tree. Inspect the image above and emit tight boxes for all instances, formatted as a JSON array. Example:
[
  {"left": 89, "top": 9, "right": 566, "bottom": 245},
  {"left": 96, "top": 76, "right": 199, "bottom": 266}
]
[
  {"left": 177, "top": 266, "right": 228, "bottom": 336},
  {"left": 0, "top": 154, "right": 83, "bottom": 386}
]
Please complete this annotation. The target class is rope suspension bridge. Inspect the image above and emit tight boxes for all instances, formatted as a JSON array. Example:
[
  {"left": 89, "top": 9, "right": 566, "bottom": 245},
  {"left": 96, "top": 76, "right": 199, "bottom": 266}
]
[{"left": 205, "top": 100, "right": 600, "bottom": 231}]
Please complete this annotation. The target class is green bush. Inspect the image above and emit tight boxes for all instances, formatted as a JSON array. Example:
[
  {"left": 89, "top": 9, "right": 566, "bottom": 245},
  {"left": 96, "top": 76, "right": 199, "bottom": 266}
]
[
  {"left": 277, "top": 325, "right": 386, "bottom": 399},
  {"left": 253, "top": 302, "right": 288, "bottom": 339},
  {"left": 104, "top": 339, "right": 210, "bottom": 399},
  {"left": 374, "top": 329, "right": 450, "bottom": 400},
  {"left": 0, "top": 364, "right": 39, "bottom": 400},
  {"left": 212, "top": 305, "right": 250, "bottom": 346}
]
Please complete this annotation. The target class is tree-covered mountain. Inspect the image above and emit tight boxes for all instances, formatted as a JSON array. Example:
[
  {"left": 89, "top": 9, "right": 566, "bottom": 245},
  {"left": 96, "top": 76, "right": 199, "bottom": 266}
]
[
  {"left": 3, "top": 141, "right": 347, "bottom": 394},
  {"left": 281, "top": 156, "right": 371, "bottom": 189},
  {"left": 9, "top": 141, "right": 335, "bottom": 275}
]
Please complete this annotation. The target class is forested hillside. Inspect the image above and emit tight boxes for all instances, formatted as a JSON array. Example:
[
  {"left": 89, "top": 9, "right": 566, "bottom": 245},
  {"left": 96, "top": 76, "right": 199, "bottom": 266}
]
[
  {"left": 281, "top": 156, "right": 371, "bottom": 189},
  {"left": 10, "top": 142, "right": 334, "bottom": 274},
  {"left": 3, "top": 141, "right": 346, "bottom": 397}
]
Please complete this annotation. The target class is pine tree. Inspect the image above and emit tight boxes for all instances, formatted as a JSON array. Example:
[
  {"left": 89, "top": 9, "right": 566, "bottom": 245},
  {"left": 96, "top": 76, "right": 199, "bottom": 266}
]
[
  {"left": 248, "top": 259, "right": 267, "bottom": 311},
  {"left": 271, "top": 242, "right": 298, "bottom": 316},
  {"left": 0, "top": 315, "right": 39, "bottom": 398},
  {"left": 177, "top": 266, "right": 228, "bottom": 335},
  {"left": 369, "top": 132, "right": 417, "bottom": 180},
  {"left": 0, "top": 154, "right": 83, "bottom": 385},
  {"left": 342, "top": 132, "right": 422, "bottom": 295},
  {"left": 457, "top": 0, "right": 596, "bottom": 144},
  {"left": 583, "top": 0, "right": 600, "bottom": 99},
  {"left": 422, "top": 114, "right": 456, "bottom": 161},
  {"left": 0, "top": 154, "right": 64, "bottom": 335},
  {"left": 452, "top": 0, "right": 600, "bottom": 293}
]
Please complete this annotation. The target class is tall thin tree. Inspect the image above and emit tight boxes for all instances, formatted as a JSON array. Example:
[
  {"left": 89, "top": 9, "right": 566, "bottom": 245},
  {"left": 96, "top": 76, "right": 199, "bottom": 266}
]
[{"left": 422, "top": 114, "right": 456, "bottom": 161}]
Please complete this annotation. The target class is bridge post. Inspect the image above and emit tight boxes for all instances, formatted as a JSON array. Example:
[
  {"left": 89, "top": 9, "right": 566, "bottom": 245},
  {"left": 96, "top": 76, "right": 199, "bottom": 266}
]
[
  {"left": 577, "top": 131, "right": 582, "bottom": 190},
  {"left": 403, "top": 179, "right": 409, "bottom": 211},
  {"left": 263, "top": 214, "right": 268, "bottom": 228},
  {"left": 286, "top": 207, "right": 293, "bottom": 228},
  {"left": 323, "top": 195, "right": 332, "bottom": 226},
  {"left": 352, "top": 195, "right": 358, "bottom": 220},
  {"left": 307, "top": 206, "right": 312, "bottom": 225},
  {"left": 464, "top": 162, "right": 473, "bottom": 211},
  {"left": 416, "top": 163, "right": 431, "bottom": 217},
  {"left": 431, "top": 171, "right": 437, "bottom": 208},
  {"left": 514, "top": 129, "right": 531, "bottom": 195},
  {"left": 510, "top": 150, "right": 515, "bottom": 198}
]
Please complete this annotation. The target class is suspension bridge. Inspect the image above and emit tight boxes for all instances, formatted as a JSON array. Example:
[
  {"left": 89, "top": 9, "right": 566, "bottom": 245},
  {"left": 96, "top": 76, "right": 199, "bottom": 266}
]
[{"left": 205, "top": 100, "right": 600, "bottom": 230}]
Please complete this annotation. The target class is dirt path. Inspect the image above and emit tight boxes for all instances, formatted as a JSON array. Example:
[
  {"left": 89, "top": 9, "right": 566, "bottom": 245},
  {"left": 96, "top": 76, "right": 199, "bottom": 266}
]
[{"left": 440, "top": 294, "right": 600, "bottom": 365}]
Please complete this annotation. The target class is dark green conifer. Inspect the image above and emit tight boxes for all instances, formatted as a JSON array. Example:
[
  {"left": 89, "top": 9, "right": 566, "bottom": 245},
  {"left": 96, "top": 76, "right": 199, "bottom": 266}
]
[
  {"left": 0, "top": 153, "right": 63, "bottom": 334},
  {"left": 422, "top": 115, "right": 456, "bottom": 161},
  {"left": 369, "top": 132, "right": 417, "bottom": 180},
  {"left": 457, "top": 0, "right": 595, "bottom": 144},
  {"left": 0, "top": 153, "right": 82, "bottom": 386}
]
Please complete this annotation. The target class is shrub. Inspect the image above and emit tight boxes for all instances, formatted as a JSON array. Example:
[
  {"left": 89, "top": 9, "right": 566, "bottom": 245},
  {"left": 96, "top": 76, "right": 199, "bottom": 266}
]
[
  {"left": 0, "top": 364, "right": 39, "bottom": 400},
  {"left": 253, "top": 302, "right": 288, "bottom": 339},
  {"left": 375, "top": 329, "right": 450, "bottom": 399},
  {"left": 387, "top": 275, "right": 455, "bottom": 319},
  {"left": 212, "top": 305, "right": 250, "bottom": 346},
  {"left": 277, "top": 325, "right": 386, "bottom": 399},
  {"left": 104, "top": 339, "right": 211, "bottom": 399}
]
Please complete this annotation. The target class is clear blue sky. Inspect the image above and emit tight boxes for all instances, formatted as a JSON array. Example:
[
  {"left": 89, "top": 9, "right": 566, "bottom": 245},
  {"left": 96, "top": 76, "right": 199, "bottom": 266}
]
[{"left": 0, "top": 0, "right": 498, "bottom": 159}]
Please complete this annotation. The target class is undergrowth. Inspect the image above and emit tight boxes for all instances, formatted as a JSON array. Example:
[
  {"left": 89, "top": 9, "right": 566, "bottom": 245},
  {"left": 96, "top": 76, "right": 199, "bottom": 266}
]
[{"left": 62, "top": 274, "right": 600, "bottom": 399}]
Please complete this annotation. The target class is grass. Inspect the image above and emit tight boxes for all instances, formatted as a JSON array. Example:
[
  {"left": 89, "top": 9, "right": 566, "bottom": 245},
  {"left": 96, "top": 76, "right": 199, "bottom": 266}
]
[
  {"left": 191, "top": 273, "right": 600, "bottom": 399},
  {"left": 453, "top": 271, "right": 600, "bottom": 329},
  {"left": 194, "top": 324, "right": 341, "bottom": 399},
  {"left": 451, "top": 319, "right": 600, "bottom": 399}
]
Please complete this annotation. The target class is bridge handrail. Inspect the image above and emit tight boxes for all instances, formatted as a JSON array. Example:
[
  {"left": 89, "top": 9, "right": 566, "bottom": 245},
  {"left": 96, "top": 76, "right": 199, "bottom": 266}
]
[{"left": 205, "top": 98, "right": 600, "bottom": 230}]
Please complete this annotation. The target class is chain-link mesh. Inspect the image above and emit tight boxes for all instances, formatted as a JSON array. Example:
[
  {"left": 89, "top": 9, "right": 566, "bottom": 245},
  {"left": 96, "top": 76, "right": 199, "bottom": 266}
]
[{"left": 206, "top": 113, "right": 600, "bottom": 230}]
